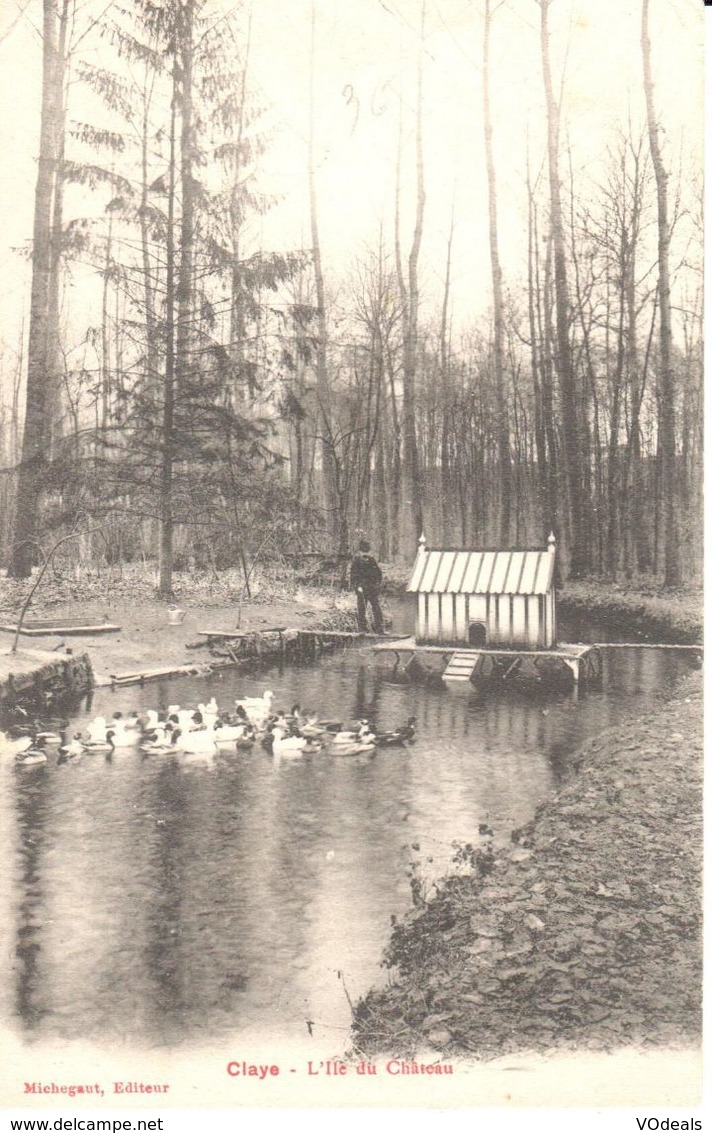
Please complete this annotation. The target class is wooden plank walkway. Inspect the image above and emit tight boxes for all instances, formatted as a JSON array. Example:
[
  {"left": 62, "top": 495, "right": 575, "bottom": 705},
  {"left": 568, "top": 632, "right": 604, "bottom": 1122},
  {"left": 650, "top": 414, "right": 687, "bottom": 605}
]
[
  {"left": 371, "top": 635, "right": 702, "bottom": 685},
  {"left": 593, "top": 641, "right": 702, "bottom": 651},
  {"left": 106, "top": 662, "right": 214, "bottom": 687},
  {"left": 0, "top": 620, "right": 121, "bottom": 636},
  {"left": 296, "top": 631, "right": 408, "bottom": 640},
  {"left": 198, "top": 628, "right": 409, "bottom": 642},
  {"left": 372, "top": 636, "right": 594, "bottom": 658},
  {"left": 198, "top": 626, "right": 287, "bottom": 639},
  {"left": 372, "top": 637, "right": 702, "bottom": 655},
  {"left": 371, "top": 637, "right": 602, "bottom": 683}
]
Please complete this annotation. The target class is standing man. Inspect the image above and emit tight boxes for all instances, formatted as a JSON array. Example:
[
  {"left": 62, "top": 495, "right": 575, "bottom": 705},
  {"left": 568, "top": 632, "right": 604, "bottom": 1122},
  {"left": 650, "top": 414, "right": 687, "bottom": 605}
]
[{"left": 350, "top": 540, "right": 385, "bottom": 635}]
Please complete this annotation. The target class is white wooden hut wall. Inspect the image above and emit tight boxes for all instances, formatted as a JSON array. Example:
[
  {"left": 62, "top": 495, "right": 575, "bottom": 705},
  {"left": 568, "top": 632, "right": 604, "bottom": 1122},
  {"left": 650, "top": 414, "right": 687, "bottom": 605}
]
[
  {"left": 417, "top": 592, "right": 553, "bottom": 647},
  {"left": 409, "top": 546, "right": 556, "bottom": 649},
  {"left": 417, "top": 591, "right": 555, "bottom": 648}
]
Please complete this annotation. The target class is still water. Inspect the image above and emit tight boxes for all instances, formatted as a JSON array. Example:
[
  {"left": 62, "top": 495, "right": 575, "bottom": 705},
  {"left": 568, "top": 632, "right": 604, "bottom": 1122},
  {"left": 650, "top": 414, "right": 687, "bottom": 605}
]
[{"left": 0, "top": 614, "right": 696, "bottom": 1053}]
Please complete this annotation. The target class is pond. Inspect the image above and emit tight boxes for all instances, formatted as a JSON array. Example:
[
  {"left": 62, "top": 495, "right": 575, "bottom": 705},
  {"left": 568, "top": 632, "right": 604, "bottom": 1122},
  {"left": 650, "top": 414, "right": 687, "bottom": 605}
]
[{"left": 0, "top": 608, "right": 697, "bottom": 1056}]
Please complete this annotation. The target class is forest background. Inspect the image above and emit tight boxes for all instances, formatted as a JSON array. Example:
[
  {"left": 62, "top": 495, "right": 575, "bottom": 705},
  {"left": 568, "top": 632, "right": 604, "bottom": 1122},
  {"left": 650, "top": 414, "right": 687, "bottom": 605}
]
[{"left": 0, "top": 0, "right": 703, "bottom": 598}]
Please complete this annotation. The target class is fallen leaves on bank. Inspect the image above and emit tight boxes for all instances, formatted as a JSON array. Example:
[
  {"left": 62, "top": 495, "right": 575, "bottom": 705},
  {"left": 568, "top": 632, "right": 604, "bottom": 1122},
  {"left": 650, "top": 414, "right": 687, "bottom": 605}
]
[
  {"left": 0, "top": 564, "right": 298, "bottom": 617},
  {"left": 352, "top": 672, "right": 703, "bottom": 1059},
  {"left": 560, "top": 580, "right": 702, "bottom": 644}
]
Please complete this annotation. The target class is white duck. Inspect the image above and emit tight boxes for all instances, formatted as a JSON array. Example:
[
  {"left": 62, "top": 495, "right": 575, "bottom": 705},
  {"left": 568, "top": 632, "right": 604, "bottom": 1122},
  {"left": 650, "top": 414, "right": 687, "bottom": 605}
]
[
  {"left": 0, "top": 731, "right": 33, "bottom": 757},
  {"left": 34, "top": 729, "right": 63, "bottom": 746},
  {"left": 86, "top": 715, "right": 109, "bottom": 743},
  {"left": 329, "top": 721, "right": 374, "bottom": 745},
  {"left": 125, "top": 711, "right": 144, "bottom": 735},
  {"left": 143, "top": 709, "right": 161, "bottom": 732},
  {"left": 83, "top": 729, "right": 116, "bottom": 754},
  {"left": 195, "top": 702, "right": 219, "bottom": 731},
  {"left": 213, "top": 720, "right": 250, "bottom": 746},
  {"left": 107, "top": 713, "right": 142, "bottom": 747},
  {"left": 141, "top": 726, "right": 177, "bottom": 754},
  {"left": 235, "top": 690, "right": 274, "bottom": 725},
  {"left": 15, "top": 746, "right": 48, "bottom": 766},
  {"left": 176, "top": 707, "right": 199, "bottom": 732},
  {"left": 173, "top": 727, "right": 217, "bottom": 757},
  {"left": 295, "top": 713, "right": 327, "bottom": 739},
  {"left": 270, "top": 726, "right": 308, "bottom": 758},
  {"left": 329, "top": 736, "right": 376, "bottom": 756},
  {"left": 58, "top": 733, "right": 85, "bottom": 761}
]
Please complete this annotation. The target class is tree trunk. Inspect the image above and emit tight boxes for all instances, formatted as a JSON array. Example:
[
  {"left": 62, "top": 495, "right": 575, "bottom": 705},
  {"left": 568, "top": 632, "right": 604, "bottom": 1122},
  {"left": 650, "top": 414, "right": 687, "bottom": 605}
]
[
  {"left": 526, "top": 154, "right": 550, "bottom": 533},
  {"left": 398, "top": 1, "right": 426, "bottom": 553},
  {"left": 439, "top": 204, "right": 454, "bottom": 541},
  {"left": 539, "top": 0, "right": 583, "bottom": 576},
  {"left": 483, "top": 0, "right": 511, "bottom": 546},
  {"left": 100, "top": 205, "right": 114, "bottom": 445},
  {"left": 140, "top": 65, "right": 160, "bottom": 396},
  {"left": 641, "top": 0, "right": 680, "bottom": 587},
  {"left": 46, "top": 0, "right": 70, "bottom": 463},
  {"left": 157, "top": 80, "right": 178, "bottom": 598},
  {"left": 9, "top": 0, "right": 62, "bottom": 577},
  {"left": 229, "top": 9, "right": 252, "bottom": 407},
  {"left": 176, "top": 0, "right": 195, "bottom": 405},
  {"left": 308, "top": 3, "right": 340, "bottom": 549},
  {"left": 158, "top": 0, "right": 196, "bottom": 598},
  {"left": 541, "top": 220, "right": 559, "bottom": 543}
]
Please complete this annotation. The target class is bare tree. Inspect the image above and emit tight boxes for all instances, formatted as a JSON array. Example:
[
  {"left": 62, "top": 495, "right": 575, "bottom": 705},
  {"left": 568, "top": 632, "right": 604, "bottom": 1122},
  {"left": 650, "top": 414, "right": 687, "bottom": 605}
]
[
  {"left": 395, "top": 0, "right": 426, "bottom": 553},
  {"left": 641, "top": 0, "right": 680, "bottom": 587},
  {"left": 483, "top": 0, "right": 511, "bottom": 545},
  {"left": 538, "top": 0, "right": 584, "bottom": 576},
  {"left": 157, "top": 65, "right": 178, "bottom": 597},
  {"left": 10, "top": 0, "right": 67, "bottom": 577},
  {"left": 308, "top": 2, "right": 340, "bottom": 549}
]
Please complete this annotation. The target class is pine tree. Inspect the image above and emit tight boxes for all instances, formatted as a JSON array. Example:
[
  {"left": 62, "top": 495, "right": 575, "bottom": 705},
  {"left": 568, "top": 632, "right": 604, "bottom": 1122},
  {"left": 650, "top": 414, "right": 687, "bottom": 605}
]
[{"left": 10, "top": 0, "right": 67, "bottom": 577}]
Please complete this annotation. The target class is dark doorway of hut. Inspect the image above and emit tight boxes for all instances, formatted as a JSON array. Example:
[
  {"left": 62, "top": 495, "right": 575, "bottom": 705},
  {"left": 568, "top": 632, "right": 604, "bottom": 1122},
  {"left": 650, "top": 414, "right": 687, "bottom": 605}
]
[{"left": 468, "top": 622, "right": 487, "bottom": 647}]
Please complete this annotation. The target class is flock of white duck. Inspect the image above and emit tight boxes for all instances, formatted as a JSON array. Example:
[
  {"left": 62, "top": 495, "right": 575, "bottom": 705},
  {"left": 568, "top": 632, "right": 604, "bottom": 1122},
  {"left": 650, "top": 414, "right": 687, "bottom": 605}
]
[{"left": 1, "top": 692, "right": 417, "bottom": 766}]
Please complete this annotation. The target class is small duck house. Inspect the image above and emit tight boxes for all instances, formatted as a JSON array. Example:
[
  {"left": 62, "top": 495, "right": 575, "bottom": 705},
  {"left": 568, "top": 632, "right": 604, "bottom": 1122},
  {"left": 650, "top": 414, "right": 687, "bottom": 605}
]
[{"left": 407, "top": 534, "right": 558, "bottom": 650}]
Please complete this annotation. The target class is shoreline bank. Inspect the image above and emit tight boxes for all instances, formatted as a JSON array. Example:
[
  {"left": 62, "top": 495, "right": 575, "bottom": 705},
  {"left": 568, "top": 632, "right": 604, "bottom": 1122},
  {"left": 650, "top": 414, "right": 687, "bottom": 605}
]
[
  {"left": 351, "top": 666, "right": 703, "bottom": 1061},
  {"left": 558, "top": 581, "right": 702, "bottom": 645}
]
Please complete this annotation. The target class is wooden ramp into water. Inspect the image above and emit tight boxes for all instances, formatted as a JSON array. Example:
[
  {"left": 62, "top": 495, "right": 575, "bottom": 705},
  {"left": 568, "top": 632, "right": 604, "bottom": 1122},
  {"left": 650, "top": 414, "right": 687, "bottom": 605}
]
[{"left": 442, "top": 651, "right": 482, "bottom": 682}]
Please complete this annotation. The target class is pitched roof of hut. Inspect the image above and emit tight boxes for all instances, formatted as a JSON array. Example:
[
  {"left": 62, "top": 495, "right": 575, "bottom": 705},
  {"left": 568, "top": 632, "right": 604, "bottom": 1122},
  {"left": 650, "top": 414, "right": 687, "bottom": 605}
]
[{"left": 407, "top": 547, "right": 555, "bottom": 596}]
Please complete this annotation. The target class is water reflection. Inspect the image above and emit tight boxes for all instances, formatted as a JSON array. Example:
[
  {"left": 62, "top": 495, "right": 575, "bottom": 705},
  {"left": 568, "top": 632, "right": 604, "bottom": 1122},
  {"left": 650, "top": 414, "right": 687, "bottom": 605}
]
[
  {"left": 1, "top": 641, "right": 695, "bottom": 1050},
  {"left": 12, "top": 768, "right": 51, "bottom": 1031}
]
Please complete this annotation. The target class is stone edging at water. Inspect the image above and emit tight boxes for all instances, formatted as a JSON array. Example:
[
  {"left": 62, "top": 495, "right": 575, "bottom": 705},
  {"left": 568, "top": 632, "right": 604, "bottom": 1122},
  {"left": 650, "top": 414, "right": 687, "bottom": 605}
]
[
  {"left": 0, "top": 650, "right": 94, "bottom": 714},
  {"left": 351, "top": 668, "right": 703, "bottom": 1060}
]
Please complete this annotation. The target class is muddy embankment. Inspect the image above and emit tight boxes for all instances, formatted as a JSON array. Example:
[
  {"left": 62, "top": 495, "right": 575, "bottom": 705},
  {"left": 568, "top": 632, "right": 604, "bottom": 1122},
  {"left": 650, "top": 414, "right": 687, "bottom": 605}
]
[
  {"left": 351, "top": 594, "right": 703, "bottom": 1060},
  {"left": 558, "top": 580, "right": 703, "bottom": 645}
]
